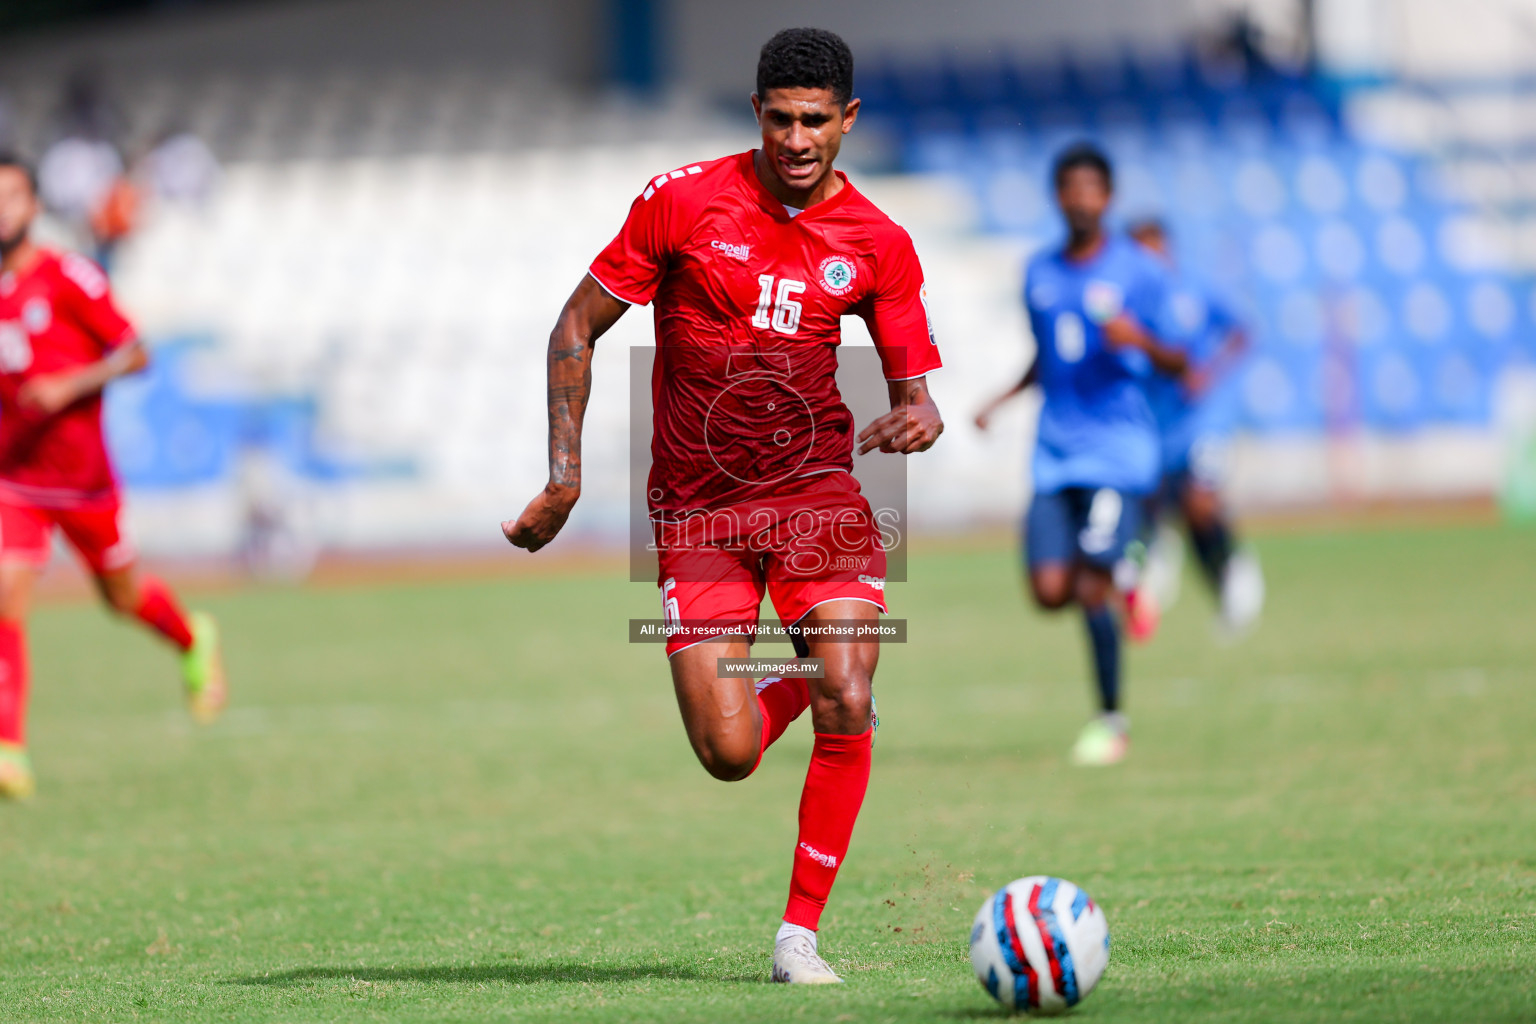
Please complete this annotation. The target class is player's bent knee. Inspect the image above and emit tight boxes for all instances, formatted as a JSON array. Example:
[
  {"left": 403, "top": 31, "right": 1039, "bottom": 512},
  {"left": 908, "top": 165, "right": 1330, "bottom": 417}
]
[
  {"left": 1029, "top": 570, "right": 1073, "bottom": 610},
  {"left": 690, "top": 728, "right": 759, "bottom": 782},
  {"left": 811, "top": 668, "right": 873, "bottom": 734},
  {"left": 1032, "top": 587, "right": 1072, "bottom": 610},
  {"left": 695, "top": 745, "right": 757, "bottom": 782}
]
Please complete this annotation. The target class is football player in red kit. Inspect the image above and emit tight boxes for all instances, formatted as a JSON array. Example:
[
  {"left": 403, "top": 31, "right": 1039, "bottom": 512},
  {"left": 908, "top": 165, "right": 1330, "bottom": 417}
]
[
  {"left": 504, "top": 29, "right": 943, "bottom": 983},
  {"left": 0, "top": 155, "right": 227, "bottom": 801}
]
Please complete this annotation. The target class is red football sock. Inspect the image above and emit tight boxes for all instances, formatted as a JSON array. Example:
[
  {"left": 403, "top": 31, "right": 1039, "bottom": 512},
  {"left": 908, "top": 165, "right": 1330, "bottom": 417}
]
[
  {"left": 750, "top": 676, "right": 811, "bottom": 774},
  {"left": 0, "top": 621, "right": 29, "bottom": 746},
  {"left": 134, "top": 575, "right": 194, "bottom": 652},
  {"left": 783, "top": 728, "right": 874, "bottom": 930}
]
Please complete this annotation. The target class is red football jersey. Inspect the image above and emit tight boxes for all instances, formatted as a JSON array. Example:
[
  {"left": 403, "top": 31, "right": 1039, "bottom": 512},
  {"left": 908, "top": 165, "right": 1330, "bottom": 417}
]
[
  {"left": 590, "top": 151, "right": 942, "bottom": 514},
  {"left": 0, "top": 249, "right": 135, "bottom": 506}
]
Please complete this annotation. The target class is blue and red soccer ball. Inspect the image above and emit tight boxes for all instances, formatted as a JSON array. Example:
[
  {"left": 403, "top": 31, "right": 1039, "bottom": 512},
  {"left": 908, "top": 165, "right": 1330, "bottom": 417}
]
[{"left": 970, "top": 876, "right": 1110, "bottom": 1014}]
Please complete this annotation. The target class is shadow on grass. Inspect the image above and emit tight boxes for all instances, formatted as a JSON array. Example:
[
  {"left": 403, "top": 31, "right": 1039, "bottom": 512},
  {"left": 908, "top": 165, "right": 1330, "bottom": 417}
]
[
  {"left": 933, "top": 1009, "right": 1009, "bottom": 1020},
  {"left": 232, "top": 960, "right": 756, "bottom": 987}
]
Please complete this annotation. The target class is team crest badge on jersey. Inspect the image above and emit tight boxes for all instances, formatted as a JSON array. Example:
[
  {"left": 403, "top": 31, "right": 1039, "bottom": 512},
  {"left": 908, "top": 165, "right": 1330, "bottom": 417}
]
[
  {"left": 818, "top": 255, "right": 857, "bottom": 296},
  {"left": 1082, "top": 280, "right": 1125, "bottom": 324},
  {"left": 22, "top": 297, "right": 51, "bottom": 333}
]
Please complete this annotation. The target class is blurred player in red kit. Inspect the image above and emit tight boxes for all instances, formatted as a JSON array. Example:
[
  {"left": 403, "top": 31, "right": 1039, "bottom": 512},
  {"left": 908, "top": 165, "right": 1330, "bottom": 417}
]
[
  {"left": 0, "top": 154, "right": 227, "bottom": 801},
  {"left": 504, "top": 29, "right": 943, "bottom": 983}
]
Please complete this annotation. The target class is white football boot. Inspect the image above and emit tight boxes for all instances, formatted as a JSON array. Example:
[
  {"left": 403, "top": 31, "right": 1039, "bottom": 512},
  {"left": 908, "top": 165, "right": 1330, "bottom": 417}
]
[
  {"left": 1142, "top": 520, "right": 1186, "bottom": 613},
  {"left": 771, "top": 923, "right": 843, "bottom": 984},
  {"left": 1217, "top": 548, "right": 1265, "bottom": 640}
]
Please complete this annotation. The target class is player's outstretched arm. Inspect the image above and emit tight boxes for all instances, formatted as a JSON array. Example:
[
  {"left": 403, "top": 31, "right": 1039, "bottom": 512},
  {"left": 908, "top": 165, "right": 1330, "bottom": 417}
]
[
  {"left": 1187, "top": 326, "right": 1249, "bottom": 396},
  {"left": 503, "top": 275, "right": 629, "bottom": 552},
  {"left": 974, "top": 359, "right": 1039, "bottom": 431},
  {"left": 857, "top": 376, "right": 944, "bottom": 455},
  {"left": 1101, "top": 315, "right": 1189, "bottom": 376},
  {"left": 17, "top": 339, "right": 149, "bottom": 416}
]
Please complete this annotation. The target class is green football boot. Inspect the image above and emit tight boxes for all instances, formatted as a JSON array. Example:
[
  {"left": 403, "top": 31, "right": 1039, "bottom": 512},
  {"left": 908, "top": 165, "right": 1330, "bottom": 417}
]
[
  {"left": 0, "top": 742, "right": 35, "bottom": 801},
  {"left": 1070, "top": 713, "right": 1129, "bottom": 767},
  {"left": 182, "top": 612, "right": 228, "bottom": 725}
]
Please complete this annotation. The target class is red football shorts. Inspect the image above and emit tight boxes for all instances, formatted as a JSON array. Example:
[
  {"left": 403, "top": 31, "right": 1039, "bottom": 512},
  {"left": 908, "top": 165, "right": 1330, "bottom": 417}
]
[
  {"left": 654, "top": 472, "right": 889, "bottom": 657},
  {"left": 0, "top": 495, "right": 136, "bottom": 574}
]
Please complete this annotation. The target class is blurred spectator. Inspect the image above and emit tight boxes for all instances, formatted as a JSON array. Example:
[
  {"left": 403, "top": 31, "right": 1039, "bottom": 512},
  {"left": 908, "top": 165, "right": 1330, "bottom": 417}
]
[
  {"left": 238, "top": 444, "right": 319, "bottom": 581},
  {"left": 0, "top": 91, "right": 16, "bottom": 151},
  {"left": 88, "top": 172, "right": 142, "bottom": 265},
  {"left": 141, "top": 128, "right": 221, "bottom": 207},
  {"left": 1215, "top": 12, "right": 1278, "bottom": 78},
  {"left": 38, "top": 68, "right": 133, "bottom": 269},
  {"left": 58, "top": 67, "right": 127, "bottom": 142},
  {"left": 38, "top": 134, "right": 122, "bottom": 226}
]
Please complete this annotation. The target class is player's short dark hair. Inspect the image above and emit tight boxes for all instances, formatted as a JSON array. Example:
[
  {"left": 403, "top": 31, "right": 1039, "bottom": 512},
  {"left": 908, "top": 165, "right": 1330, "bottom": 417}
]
[
  {"left": 757, "top": 28, "right": 855, "bottom": 106},
  {"left": 1052, "top": 142, "right": 1113, "bottom": 192},
  {"left": 0, "top": 153, "right": 37, "bottom": 195}
]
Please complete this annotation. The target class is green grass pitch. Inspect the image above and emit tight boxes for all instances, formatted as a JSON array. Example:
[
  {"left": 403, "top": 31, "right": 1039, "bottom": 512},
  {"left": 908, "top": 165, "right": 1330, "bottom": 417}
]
[{"left": 2, "top": 522, "right": 1533, "bottom": 1022}]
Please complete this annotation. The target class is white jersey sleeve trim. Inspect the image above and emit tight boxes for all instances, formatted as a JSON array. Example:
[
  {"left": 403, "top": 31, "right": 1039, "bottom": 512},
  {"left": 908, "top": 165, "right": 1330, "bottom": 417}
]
[
  {"left": 664, "top": 628, "right": 755, "bottom": 659},
  {"left": 785, "top": 596, "right": 889, "bottom": 627},
  {"left": 587, "top": 267, "right": 643, "bottom": 307}
]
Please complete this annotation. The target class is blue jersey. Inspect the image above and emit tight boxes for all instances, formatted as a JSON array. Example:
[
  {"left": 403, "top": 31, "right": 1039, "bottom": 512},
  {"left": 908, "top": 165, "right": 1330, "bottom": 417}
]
[
  {"left": 1024, "top": 234, "right": 1169, "bottom": 495},
  {"left": 1146, "top": 276, "right": 1243, "bottom": 469}
]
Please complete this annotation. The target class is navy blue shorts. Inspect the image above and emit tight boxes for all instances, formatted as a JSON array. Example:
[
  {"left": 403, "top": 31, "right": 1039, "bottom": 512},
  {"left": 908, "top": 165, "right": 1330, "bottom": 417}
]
[{"left": 1025, "top": 487, "right": 1144, "bottom": 572}]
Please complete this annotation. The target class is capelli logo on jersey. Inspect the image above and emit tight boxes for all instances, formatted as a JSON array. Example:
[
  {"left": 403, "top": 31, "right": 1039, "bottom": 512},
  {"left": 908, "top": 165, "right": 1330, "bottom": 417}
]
[
  {"left": 710, "top": 240, "right": 751, "bottom": 262},
  {"left": 799, "top": 842, "right": 838, "bottom": 868},
  {"left": 858, "top": 574, "right": 886, "bottom": 591}
]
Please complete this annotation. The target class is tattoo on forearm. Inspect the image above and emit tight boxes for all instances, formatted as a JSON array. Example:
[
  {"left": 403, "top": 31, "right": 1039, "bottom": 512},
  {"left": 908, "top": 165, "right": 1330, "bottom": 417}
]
[{"left": 547, "top": 329, "right": 592, "bottom": 490}]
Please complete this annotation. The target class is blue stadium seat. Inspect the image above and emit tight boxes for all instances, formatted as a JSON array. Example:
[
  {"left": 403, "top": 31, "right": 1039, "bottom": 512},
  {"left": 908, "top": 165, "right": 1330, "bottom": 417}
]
[
  {"left": 1359, "top": 347, "right": 1426, "bottom": 430},
  {"left": 886, "top": 46, "right": 1528, "bottom": 434}
]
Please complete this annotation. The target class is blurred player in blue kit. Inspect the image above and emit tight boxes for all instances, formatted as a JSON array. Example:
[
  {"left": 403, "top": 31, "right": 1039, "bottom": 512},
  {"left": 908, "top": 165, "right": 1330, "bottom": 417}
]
[
  {"left": 975, "top": 144, "right": 1187, "bottom": 766},
  {"left": 1127, "top": 218, "right": 1264, "bottom": 637}
]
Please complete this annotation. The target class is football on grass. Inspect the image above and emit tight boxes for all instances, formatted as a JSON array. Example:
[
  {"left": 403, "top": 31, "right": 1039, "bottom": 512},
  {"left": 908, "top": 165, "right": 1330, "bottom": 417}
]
[{"left": 969, "top": 876, "right": 1110, "bottom": 1014}]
